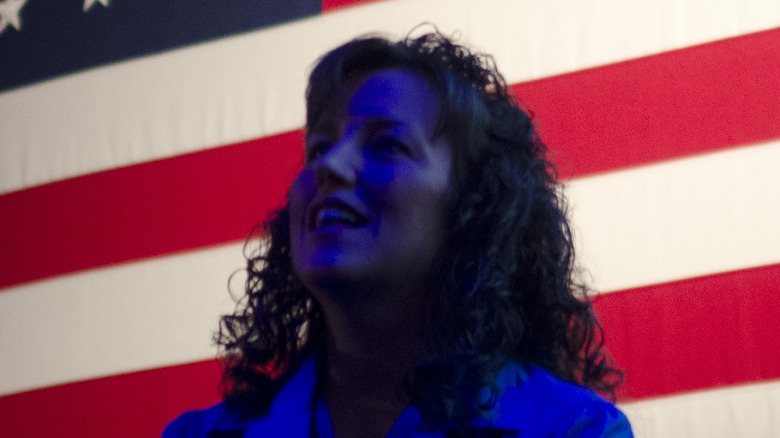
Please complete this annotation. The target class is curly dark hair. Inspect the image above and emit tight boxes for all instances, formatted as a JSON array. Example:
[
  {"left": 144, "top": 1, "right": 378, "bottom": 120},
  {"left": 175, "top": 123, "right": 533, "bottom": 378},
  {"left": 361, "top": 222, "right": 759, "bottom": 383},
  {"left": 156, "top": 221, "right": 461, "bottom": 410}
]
[{"left": 217, "top": 29, "right": 622, "bottom": 428}]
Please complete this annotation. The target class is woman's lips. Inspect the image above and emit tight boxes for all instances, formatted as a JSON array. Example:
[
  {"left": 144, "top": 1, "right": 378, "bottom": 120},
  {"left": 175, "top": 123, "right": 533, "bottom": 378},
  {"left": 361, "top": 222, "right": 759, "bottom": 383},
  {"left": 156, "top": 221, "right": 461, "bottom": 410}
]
[{"left": 308, "top": 197, "right": 368, "bottom": 230}]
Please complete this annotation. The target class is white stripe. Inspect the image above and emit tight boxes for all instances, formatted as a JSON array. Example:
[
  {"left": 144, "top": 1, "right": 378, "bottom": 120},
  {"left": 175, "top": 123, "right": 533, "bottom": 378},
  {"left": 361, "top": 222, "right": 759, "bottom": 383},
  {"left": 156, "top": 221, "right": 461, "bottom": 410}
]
[
  {"left": 1, "top": 0, "right": 779, "bottom": 194},
  {"left": 0, "top": 243, "right": 244, "bottom": 396},
  {"left": 2, "top": 139, "right": 779, "bottom": 396},
  {"left": 619, "top": 380, "right": 780, "bottom": 438},
  {"left": 568, "top": 139, "right": 780, "bottom": 293}
]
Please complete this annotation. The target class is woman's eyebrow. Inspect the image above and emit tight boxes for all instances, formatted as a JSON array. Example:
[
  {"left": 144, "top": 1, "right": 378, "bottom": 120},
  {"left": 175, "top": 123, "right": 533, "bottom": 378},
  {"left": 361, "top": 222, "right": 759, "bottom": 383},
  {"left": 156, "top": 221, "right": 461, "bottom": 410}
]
[
  {"left": 307, "top": 117, "right": 341, "bottom": 139},
  {"left": 361, "top": 115, "right": 426, "bottom": 134},
  {"left": 362, "top": 117, "right": 401, "bottom": 131}
]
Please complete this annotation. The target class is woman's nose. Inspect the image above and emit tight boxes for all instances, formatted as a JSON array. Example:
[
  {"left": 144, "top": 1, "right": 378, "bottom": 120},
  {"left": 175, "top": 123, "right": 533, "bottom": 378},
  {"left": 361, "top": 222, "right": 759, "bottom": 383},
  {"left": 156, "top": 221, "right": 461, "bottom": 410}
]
[{"left": 313, "top": 140, "right": 358, "bottom": 189}]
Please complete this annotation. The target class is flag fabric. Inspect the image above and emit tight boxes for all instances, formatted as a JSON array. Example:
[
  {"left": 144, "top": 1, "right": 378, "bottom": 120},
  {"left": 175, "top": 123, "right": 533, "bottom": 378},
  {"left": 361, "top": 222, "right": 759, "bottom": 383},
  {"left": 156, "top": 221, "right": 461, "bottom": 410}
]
[{"left": 1, "top": 0, "right": 779, "bottom": 436}]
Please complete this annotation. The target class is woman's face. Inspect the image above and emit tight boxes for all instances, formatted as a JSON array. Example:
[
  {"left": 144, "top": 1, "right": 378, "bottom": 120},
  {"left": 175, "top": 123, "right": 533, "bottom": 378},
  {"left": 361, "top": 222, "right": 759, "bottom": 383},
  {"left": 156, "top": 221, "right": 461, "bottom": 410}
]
[{"left": 289, "top": 68, "right": 453, "bottom": 303}]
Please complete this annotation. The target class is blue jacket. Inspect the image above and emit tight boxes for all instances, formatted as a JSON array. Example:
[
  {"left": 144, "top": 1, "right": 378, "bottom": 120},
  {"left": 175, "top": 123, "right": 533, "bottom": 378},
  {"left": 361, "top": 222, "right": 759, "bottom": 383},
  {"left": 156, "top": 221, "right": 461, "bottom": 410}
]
[{"left": 163, "top": 359, "right": 632, "bottom": 437}]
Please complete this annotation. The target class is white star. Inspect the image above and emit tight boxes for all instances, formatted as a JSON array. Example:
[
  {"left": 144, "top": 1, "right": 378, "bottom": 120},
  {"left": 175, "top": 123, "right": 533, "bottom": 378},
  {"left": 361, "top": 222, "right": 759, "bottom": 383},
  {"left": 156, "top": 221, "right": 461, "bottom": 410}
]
[
  {"left": 83, "top": 0, "right": 110, "bottom": 12},
  {"left": 0, "top": 0, "right": 28, "bottom": 34}
]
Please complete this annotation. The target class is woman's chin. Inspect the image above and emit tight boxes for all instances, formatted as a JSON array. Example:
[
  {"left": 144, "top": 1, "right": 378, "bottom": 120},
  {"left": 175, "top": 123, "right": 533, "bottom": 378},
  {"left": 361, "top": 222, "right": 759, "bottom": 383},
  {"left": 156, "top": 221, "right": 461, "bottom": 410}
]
[{"left": 296, "top": 258, "right": 373, "bottom": 295}]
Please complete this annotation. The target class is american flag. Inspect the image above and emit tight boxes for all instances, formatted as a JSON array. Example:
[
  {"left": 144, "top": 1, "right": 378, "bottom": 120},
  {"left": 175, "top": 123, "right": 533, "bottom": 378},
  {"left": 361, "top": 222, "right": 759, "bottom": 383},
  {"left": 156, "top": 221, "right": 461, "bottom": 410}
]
[{"left": 1, "top": 0, "right": 778, "bottom": 436}]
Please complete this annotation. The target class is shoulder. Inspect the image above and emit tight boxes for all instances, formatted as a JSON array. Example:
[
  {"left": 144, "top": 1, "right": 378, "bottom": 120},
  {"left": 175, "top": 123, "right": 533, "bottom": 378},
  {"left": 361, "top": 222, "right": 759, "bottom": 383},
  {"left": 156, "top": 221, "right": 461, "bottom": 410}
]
[
  {"left": 161, "top": 403, "right": 249, "bottom": 438},
  {"left": 490, "top": 364, "right": 633, "bottom": 437},
  {"left": 161, "top": 358, "right": 319, "bottom": 438}
]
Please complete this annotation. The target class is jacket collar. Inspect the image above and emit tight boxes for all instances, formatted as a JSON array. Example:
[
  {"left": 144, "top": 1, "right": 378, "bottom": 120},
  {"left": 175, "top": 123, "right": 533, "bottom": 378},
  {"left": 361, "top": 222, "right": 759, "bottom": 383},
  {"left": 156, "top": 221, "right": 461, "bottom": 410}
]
[{"left": 211, "top": 357, "right": 530, "bottom": 437}]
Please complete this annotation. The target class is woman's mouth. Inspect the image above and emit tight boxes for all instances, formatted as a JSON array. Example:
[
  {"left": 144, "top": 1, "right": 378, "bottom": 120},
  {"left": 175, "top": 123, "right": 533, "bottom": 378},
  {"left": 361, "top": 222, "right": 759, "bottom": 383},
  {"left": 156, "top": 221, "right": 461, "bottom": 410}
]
[{"left": 309, "top": 199, "right": 368, "bottom": 229}]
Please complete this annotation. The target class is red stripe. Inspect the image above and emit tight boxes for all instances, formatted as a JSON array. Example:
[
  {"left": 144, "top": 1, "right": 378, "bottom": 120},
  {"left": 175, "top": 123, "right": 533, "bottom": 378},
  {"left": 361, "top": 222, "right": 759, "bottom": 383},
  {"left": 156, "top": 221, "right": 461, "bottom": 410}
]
[
  {"left": 2, "top": 264, "right": 777, "bottom": 437},
  {"left": 3, "top": 29, "right": 780, "bottom": 289},
  {"left": 514, "top": 26, "right": 780, "bottom": 178},
  {"left": 0, "top": 360, "right": 222, "bottom": 438},
  {"left": 0, "top": 130, "right": 303, "bottom": 290},
  {"left": 593, "top": 263, "right": 780, "bottom": 400},
  {"left": 322, "top": 0, "right": 381, "bottom": 12}
]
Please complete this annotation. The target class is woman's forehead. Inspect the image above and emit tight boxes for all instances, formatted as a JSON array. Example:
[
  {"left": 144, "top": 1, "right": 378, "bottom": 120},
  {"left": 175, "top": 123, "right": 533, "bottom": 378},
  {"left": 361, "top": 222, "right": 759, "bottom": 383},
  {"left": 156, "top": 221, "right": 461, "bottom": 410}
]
[{"left": 311, "top": 68, "right": 442, "bottom": 136}]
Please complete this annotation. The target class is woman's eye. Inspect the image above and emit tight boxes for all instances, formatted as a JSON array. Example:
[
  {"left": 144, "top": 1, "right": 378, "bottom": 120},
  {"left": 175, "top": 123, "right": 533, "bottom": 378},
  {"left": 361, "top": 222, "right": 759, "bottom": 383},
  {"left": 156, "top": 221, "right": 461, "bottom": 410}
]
[
  {"left": 306, "top": 140, "right": 331, "bottom": 162},
  {"left": 370, "top": 136, "right": 409, "bottom": 157}
]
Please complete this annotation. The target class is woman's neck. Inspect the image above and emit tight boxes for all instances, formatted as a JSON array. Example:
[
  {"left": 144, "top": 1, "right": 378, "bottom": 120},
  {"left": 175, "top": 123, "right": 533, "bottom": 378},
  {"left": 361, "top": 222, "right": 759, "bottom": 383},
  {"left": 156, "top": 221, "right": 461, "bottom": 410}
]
[{"left": 317, "top": 292, "right": 426, "bottom": 438}]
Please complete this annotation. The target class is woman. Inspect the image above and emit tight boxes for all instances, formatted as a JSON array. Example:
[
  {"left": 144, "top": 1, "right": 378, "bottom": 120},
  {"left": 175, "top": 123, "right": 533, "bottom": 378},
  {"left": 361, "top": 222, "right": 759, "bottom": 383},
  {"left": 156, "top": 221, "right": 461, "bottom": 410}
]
[{"left": 164, "top": 30, "right": 632, "bottom": 437}]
